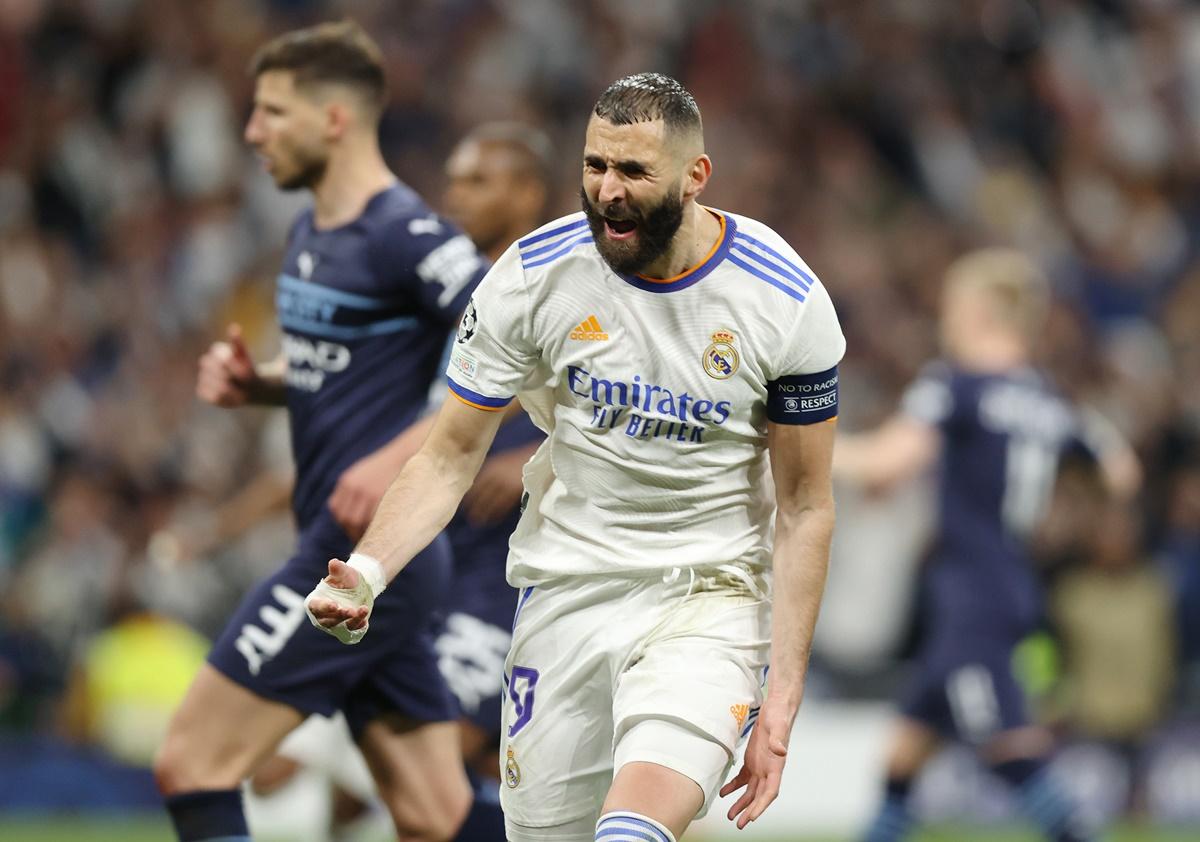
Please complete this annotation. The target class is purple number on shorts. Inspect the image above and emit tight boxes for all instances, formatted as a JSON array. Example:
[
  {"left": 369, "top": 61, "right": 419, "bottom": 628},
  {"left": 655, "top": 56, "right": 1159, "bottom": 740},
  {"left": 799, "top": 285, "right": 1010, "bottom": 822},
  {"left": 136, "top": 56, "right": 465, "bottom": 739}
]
[{"left": 507, "top": 666, "right": 540, "bottom": 737}]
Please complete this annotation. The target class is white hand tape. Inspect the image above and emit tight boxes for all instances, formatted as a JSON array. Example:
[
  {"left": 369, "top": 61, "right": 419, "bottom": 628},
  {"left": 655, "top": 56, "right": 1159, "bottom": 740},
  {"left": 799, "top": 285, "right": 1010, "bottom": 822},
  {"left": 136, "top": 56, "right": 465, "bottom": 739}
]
[{"left": 303, "top": 554, "right": 385, "bottom": 645}]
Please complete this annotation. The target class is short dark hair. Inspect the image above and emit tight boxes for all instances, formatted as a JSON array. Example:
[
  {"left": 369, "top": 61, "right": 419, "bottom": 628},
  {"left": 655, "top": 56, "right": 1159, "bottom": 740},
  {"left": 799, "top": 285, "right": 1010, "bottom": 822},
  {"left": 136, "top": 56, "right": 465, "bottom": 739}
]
[
  {"left": 250, "top": 20, "right": 386, "bottom": 111},
  {"left": 592, "top": 73, "right": 702, "bottom": 138},
  {"left": 462, "top": 121, "right": 555, "bottom": 187}
]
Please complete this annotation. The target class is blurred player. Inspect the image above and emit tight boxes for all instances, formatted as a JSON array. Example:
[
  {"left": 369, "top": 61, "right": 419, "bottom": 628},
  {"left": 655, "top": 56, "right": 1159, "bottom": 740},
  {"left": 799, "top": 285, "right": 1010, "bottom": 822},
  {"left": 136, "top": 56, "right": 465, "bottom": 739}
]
[
  {"left": 154, "top": 21, "right": 491, "bottom": 842},
  {"left": 835, "top": 249, "right": 1140, "bottom": 842},
  {"left": 307, "top": 73, "right": 846, "bottom": 842},
  {"left": 248, "top": 122, "right": 556, "bottom": 842},
  {"left": 437, "top": 123, "right": 551, "bottom": 830}
]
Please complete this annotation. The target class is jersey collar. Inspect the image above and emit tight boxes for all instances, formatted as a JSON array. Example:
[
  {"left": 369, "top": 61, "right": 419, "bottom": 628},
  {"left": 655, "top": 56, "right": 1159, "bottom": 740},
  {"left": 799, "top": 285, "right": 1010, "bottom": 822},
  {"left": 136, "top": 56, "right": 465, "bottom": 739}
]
[{"left": 617, "top": 209, "right": 736, "bottom": 294}]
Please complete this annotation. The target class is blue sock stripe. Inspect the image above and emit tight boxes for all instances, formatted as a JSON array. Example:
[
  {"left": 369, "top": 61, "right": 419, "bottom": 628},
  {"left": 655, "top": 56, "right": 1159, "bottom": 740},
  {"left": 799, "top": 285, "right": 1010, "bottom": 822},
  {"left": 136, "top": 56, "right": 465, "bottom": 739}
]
[
  {"left": 1023, "top": 777, "right": 1067, "bottom": 809},
  {"left": 1019, "top": 775, "right": 1075, "bottom": 834},
  {"left": 863, "top": 797, "right": 914, "bottom": 842},
  {"left": 597, "top": 829, "right": 663, "bottom": 842},
  {"left": 596, "top": 813, "right": 672, "bottom": 842},
  {"left": 1026, "top": 788, "right": 1062, "bottom": 815},
  {"left": 1028, "top": 793, "right": 1070, "bottom": 820}
]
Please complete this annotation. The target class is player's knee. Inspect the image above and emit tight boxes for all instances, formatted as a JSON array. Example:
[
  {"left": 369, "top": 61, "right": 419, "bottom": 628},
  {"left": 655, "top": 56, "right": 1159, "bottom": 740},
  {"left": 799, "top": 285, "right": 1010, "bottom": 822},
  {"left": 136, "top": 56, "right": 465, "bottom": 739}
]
[
  {"left": 153, "top": 736, "right": 196, "bottom": 796},
  {"left": 153, "top": 728, "right": 240, "bottom": 796},
  {"left": 379, "top": 778, "right": 471, "bottom": 841}
]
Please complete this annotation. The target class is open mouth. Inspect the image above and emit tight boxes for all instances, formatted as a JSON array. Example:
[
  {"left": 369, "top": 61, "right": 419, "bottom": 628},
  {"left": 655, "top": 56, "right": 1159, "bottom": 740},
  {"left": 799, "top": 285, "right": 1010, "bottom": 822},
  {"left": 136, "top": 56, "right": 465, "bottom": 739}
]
[{"left": 604, "top": 217, "right": 638, "bottom": 240}]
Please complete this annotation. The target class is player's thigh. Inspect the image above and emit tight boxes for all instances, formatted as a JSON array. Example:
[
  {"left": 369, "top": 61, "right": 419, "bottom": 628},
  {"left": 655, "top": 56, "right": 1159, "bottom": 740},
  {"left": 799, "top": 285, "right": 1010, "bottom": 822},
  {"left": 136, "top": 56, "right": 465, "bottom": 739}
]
[
  {"left": 500, "top": 583, "right": 620, "bottom": 829},
  {"left": 156, "top": 663, "right": 304, "bottom": 793},
  {"left": 611, "top": 590, "right": 769, "bottom": 819},
  {"left": 357, "top": 715, "right": 470, "bottom": 840}
]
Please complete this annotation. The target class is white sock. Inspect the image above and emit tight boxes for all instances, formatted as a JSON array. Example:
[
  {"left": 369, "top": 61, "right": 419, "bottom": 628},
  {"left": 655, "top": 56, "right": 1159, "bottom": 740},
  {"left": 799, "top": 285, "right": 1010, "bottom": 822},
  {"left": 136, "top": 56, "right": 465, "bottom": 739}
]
[{"left": 594, "top": 810, "right": 676, "bottom": 842}]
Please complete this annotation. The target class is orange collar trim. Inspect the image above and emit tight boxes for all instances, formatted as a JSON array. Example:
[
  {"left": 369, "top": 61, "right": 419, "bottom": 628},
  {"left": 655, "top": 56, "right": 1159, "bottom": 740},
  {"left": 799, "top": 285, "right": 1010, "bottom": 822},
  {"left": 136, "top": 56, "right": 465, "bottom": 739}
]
[{"left": 635, "top": 210, "right": 727, "bottom": 285}]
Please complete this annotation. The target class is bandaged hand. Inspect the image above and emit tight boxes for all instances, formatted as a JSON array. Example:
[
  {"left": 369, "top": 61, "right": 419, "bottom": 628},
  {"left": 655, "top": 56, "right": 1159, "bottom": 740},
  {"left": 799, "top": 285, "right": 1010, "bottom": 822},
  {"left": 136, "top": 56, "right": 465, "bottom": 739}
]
[{"left": 304, "top": 554, "right": 387, "bottom": 644}]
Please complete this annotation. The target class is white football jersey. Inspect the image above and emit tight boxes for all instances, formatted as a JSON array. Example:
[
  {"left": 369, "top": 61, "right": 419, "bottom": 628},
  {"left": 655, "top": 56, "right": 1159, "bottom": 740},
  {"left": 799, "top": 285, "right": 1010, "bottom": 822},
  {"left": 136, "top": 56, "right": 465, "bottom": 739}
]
[{"left": 446, "top": 209, "right": 845, "bottom": 586}]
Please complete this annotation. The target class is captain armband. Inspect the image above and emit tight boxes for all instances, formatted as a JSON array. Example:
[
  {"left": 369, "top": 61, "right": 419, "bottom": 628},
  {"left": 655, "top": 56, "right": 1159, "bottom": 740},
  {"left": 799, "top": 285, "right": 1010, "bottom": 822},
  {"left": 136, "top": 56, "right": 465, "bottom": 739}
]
[{"left": 766, "top": 365, "right": 839, "bottom": 425}]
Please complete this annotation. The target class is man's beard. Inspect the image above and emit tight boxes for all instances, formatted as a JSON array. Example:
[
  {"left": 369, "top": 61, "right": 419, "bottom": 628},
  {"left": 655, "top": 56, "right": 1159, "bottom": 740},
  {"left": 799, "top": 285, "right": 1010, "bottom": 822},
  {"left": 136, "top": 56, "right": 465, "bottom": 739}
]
[
  {"left": 276, "top": 150, "right": 328, "bottom": 191},
  {"left": 581, "top": 185, "right": 685, "bottom": 275}
]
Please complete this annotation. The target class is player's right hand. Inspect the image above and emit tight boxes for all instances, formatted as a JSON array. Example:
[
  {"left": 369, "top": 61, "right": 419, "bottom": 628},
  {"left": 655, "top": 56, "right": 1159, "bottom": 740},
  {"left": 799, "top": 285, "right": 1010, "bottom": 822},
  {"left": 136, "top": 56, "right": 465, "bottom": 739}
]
[
  {"left": 304, "top": 559, "right": 374, "bottom": 645},
  {"left": 197, "top": 323, "right": 259, "bottom": 407},
  {"left": 720, "top": 700, "right": 791, "bottom": 829}
]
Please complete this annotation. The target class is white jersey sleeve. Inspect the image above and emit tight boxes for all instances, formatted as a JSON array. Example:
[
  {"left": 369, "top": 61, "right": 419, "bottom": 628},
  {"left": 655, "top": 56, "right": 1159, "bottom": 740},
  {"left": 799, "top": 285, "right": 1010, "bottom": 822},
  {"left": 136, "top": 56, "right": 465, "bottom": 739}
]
[
  {"left": 754, "top": 236, "right": 845, "bottom": 425},
  {"left": 769, "top": 278, "right": 846, "bottom": 378},
  {"left": 445, "top": 242, "right": 538, "bottom": 410}
]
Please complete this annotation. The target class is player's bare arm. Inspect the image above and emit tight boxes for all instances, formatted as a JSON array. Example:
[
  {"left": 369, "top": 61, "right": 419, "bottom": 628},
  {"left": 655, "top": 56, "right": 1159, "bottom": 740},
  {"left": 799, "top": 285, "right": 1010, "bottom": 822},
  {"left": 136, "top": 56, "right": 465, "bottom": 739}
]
[
  {"left": 722, "top": 416, "right": 838, "bottom": 828},
  {"left": 306, "top": 396, "right": 504, "bottom": 639},
  {"left": 196, "top": 322, "right": 287, "bottom": 407},
  {"left": 833, "top": 414, "right": 939, "bottom": 491}
]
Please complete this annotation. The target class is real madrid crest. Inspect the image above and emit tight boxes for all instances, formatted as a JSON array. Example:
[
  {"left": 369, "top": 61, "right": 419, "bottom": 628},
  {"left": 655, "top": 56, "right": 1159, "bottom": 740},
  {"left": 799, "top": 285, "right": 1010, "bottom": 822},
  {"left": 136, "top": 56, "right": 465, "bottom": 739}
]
[
  {"left": 505, "top": 747, "right": 521, "bottom": 788},
  {"left": 702, "top": 329, "right": 739, "bottom": 380}
]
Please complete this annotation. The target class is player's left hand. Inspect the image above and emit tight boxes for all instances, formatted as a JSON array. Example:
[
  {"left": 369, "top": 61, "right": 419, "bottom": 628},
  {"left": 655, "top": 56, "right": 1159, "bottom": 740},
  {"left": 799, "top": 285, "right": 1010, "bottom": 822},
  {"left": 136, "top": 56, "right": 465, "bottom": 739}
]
[
  {"left": 720, "top": 702, "right": 792, "bottom": 829},
  {"left": 328, "top": 450, "right": 402, "bottom": 541}
]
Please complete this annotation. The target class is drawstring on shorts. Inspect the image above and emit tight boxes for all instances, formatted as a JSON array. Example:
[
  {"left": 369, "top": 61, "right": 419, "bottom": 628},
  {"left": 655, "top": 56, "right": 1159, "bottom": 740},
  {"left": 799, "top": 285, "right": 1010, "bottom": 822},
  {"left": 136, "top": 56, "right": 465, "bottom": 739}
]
[{"left": 661, "top": 564, "right": 768, "bottom": 603}]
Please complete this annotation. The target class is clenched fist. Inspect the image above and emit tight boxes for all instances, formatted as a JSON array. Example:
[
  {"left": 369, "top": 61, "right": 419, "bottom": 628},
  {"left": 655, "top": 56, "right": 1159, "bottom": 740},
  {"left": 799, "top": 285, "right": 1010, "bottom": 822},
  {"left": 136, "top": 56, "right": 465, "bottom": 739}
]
[{"left": 197, "top": 323, "right": 261, "bottom": 407}]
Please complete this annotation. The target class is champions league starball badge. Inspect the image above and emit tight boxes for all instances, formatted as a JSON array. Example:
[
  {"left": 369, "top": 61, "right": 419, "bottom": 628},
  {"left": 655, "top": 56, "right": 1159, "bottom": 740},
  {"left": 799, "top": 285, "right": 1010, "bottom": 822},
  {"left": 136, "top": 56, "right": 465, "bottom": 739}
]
[
  {"left": 702, "top": 329, "right": 739, "bottom": 379},
  {"left": 456, "top": 298, "right": 477, "bottom": 344},
  {"left": 505, "top": 747, "right": 521, "bottom": 788}
]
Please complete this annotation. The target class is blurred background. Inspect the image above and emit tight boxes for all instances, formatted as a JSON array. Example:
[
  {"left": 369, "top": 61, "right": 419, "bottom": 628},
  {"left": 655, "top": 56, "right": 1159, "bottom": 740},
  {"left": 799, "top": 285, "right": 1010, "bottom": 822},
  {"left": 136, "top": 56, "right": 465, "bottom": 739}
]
[{"left": 0, "top": 0, "right": 1198, "bottom": 839}]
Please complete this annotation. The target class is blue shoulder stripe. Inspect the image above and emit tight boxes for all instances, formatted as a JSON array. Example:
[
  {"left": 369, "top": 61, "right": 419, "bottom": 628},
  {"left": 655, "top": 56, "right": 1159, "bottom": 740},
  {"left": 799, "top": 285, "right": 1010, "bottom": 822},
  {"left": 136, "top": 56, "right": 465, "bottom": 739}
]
[
  {"left": 518, "top": 218, "right": 589, "bottom": 250},
  {"left": 730, "top": 243, "right": 811, "bottom": 298},
  {"left": 727, "top": 253, "right": 807, "bottom": 302},
  {"left": 732, "top": 233, "right": 815, "bottom": 291},
  {"left": 280, "top": 314, "right": 418, "bottom": 339},
  {"left": 278, "top": 273, "right": 404, "bottom": 309},
  {"left": 519, "top": 225, "right": 590, "bottom": 261},
  {"left": 521, "top": 232, "right": 593, "bottom": 269}
]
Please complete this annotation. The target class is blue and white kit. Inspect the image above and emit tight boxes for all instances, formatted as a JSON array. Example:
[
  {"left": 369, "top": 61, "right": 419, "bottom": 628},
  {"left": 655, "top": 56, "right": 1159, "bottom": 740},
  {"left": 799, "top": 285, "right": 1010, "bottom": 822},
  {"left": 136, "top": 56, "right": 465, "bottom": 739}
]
[{"left": 445, "top": 209, "right": 845, "bottom": 837}]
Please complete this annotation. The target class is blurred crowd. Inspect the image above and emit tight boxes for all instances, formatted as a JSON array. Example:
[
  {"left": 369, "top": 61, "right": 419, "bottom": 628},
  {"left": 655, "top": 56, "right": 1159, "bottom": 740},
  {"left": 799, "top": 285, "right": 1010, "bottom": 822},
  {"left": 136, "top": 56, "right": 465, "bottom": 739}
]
[{"left": 1, "top": 0, "right": 1198, "bottom": 821}]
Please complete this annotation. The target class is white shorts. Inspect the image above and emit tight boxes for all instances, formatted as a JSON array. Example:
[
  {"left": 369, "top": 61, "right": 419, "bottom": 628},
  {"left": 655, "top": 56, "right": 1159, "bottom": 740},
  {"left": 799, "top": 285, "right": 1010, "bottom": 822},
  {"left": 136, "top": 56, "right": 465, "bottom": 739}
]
[{"left": 499, "top": 567, "right": 770, "bottom": 831}]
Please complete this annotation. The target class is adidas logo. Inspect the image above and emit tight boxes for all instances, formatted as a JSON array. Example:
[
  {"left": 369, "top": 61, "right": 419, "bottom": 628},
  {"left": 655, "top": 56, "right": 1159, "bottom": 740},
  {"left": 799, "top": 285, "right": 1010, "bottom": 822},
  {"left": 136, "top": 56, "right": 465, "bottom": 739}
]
[
  {"left": 569, "top": 315, "right": 609, "bottom": 341},
  {"left": 730, "top": 703, "right": 750, "bottom": 730}
]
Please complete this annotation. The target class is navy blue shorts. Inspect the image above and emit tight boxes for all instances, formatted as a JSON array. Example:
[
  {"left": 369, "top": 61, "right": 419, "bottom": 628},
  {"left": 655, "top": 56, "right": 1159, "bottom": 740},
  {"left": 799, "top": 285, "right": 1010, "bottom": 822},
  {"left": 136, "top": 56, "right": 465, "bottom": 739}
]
[
  {"left": 900, "top": 634, "right": 1031, "bottom": 744},
  {"left": 434, "top": 514, "right": 518, "bottom": 737},
  {"left": 208, "top": 531, "right": 456, "bottom": 737}
]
